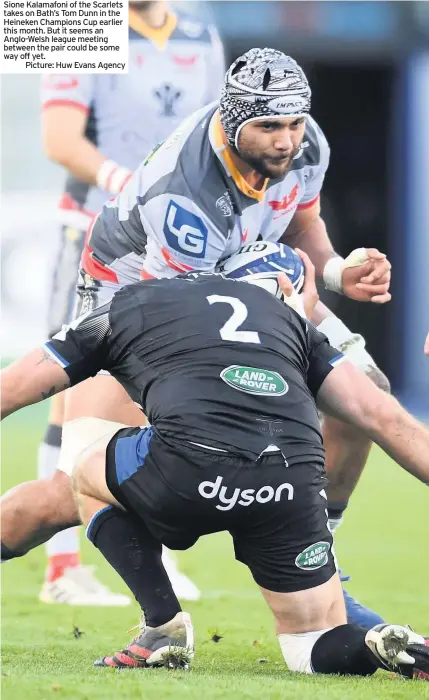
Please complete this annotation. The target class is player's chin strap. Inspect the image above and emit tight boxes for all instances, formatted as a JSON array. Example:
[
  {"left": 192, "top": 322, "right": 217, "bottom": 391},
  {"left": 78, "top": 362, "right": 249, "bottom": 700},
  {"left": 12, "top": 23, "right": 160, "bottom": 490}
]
[{"left": 323, "top": 248, "right": 370, "bottom": 295}]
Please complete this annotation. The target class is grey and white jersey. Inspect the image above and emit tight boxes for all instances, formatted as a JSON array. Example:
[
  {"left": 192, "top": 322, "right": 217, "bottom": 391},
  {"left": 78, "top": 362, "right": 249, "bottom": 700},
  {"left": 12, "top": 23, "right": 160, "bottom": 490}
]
[{"left": 82, "top": 103, "right": 330, "bottom": 285}]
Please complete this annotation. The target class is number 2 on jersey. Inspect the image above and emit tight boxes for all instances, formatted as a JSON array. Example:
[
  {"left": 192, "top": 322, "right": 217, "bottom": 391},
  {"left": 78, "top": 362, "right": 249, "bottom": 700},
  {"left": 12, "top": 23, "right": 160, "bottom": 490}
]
[{"left": 206, "top": 295, "right": 261, "bottom": 344}]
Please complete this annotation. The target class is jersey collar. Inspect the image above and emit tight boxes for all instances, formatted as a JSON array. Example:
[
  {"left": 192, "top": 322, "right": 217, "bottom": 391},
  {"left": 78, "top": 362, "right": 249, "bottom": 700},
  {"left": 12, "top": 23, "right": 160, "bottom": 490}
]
[
  {"left": 128, "top": 9, "right": 177, "bottom": 50},
  {"left": 209, "top": 111, "right": 268, "bottom": 203}
]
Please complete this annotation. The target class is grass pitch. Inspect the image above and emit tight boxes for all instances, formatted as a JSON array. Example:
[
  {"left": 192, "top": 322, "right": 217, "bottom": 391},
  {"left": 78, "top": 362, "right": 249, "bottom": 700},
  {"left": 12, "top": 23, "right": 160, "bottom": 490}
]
[{"left": 1, "top": 404, "right": 428, "bottom": 699}]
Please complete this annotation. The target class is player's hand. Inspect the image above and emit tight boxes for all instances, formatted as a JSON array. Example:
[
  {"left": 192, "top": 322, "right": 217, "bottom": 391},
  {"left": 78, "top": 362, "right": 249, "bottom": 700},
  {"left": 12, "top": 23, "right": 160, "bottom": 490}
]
[
  {"left": 278, "top": 248, "right": 319, "bottom": 318},
  {"left": 424, "top": 332, "right": 429, "bottom": 356},
  {"left": 342, "top": 248, "right": 391, "bottom": 303}
]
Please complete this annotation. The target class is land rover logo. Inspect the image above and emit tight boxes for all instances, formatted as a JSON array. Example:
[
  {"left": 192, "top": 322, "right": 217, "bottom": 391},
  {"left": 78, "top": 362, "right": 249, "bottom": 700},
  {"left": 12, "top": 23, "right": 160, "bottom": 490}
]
[
  {"left": 295, "top": 542, "right": 331, "bottom": 570},
  {"left": 220, "top": 366, "right": 288, "bottom": 396}
]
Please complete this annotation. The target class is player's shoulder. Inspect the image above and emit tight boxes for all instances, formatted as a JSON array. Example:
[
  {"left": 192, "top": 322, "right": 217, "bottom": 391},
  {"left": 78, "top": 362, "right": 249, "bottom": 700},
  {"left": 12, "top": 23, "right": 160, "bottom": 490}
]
[
  {"left": 138, "top": 104, "right": 232, "bottom": 234},
  {"left": 173, "top": 12, "right": 217, "bottom": 44},
  {"left": 292, "top": 115, "right": 330, "bottom": 172}
]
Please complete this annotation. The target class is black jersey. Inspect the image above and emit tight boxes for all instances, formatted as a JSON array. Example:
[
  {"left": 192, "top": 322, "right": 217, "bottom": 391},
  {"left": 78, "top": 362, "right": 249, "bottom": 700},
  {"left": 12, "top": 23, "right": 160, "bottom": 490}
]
[{"left": 45, "top": 274, "right": 344, "bottom": 463}]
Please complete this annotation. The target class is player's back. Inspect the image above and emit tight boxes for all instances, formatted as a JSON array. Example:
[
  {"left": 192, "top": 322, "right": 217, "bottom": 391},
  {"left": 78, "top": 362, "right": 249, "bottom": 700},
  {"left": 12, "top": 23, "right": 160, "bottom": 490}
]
[{"left": 108, "top": 274, "right": 326, "bottom": 464}]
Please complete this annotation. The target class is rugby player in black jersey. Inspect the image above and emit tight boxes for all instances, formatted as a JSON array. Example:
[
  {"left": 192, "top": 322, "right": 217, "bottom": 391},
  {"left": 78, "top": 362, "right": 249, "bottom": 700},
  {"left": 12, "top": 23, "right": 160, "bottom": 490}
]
[{"left": 1, "top": 244, "right": 428, "bottom": 679}]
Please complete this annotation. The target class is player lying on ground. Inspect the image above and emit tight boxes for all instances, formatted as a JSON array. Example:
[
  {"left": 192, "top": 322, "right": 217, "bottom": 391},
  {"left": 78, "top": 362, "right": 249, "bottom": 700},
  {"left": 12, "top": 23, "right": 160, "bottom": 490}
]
[
  {"left": 1, "top": 245, "right": 428, "bottom": 678},
  {"left": 1, "top": 47, "right": 392, "bottom": 626}
]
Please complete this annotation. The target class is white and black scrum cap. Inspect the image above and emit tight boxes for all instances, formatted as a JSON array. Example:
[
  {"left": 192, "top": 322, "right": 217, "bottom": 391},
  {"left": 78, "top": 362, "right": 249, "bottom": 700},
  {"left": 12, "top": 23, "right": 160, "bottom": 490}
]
[{"left": 219, "top": 47, "right": 311, "bottom": 149}]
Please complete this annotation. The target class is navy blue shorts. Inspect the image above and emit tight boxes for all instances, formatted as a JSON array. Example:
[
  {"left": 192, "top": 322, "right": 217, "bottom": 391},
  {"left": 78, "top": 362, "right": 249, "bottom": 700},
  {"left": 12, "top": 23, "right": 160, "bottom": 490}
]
[{"left": 105, "top": 427, "right": 336, "bottom": 593}]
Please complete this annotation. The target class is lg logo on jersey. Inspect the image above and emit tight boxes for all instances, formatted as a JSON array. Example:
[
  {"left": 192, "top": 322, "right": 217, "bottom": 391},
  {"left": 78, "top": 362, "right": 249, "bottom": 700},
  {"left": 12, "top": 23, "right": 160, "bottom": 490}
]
[
  {"left": 198, "top": 475, "right": 294, "bottom": 511},
  {"left": 164, "top": 201, "right": 208, "bottom": 258}
]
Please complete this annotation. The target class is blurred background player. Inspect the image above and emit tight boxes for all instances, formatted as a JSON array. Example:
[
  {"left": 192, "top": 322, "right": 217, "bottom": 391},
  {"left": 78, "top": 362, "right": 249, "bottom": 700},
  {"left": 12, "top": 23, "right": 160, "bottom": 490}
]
[{"left": 37, "top": 0, "right": 225, "bottom": 605}]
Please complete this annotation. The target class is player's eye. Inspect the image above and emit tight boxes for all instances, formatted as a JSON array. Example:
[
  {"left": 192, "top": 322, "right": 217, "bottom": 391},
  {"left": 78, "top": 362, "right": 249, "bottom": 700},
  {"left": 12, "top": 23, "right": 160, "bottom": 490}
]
[{"left": 289, "top": 118, "right": 305, "bottom": 130}]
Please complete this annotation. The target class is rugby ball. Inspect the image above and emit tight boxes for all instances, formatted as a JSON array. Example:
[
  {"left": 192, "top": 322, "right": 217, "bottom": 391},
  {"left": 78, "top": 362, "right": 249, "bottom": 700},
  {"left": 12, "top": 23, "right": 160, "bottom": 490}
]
[{"left": 217, "top": 241, "right": 305, "bottom": 299}]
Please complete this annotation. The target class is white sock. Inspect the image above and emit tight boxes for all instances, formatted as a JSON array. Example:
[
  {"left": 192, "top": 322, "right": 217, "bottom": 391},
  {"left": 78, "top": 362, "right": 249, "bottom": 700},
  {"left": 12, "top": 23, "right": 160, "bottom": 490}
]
[
  {"left": 278, "top": 629, "right": 331, "bottom": 673},
  {"left": 37, "top": 435, "right": 80, "bottom": 560}
]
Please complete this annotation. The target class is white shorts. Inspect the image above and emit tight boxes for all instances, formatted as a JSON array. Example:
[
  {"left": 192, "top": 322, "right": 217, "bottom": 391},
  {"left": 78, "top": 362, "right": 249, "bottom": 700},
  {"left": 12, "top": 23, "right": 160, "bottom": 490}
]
[{"left": 57, "top": 417, "right": 130, "bottom": 477}]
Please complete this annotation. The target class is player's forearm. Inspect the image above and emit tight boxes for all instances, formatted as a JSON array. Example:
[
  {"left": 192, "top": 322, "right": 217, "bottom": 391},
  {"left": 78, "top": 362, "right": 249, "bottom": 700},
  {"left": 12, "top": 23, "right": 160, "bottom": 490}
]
[
  {"left": 282, "top": 215, "right": 337, "bottom": 279},
  {"left": 318, "top": 364, "right": 429, "bottom": 484},
  {"left": 0, "top": 349, "right": 70, "bottom": 420},
  {"left": 45, "top": 135, "right": 105, "bottom": 185},
  {"left": 362, "top": 397, "right": 429, "bottom": 485}
]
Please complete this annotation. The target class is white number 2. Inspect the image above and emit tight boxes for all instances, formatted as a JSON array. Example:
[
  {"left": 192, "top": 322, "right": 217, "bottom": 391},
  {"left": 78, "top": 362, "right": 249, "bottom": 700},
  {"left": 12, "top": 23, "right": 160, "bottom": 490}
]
[{"left": 207, "top": 295, "right": 260, "bottom": 344}]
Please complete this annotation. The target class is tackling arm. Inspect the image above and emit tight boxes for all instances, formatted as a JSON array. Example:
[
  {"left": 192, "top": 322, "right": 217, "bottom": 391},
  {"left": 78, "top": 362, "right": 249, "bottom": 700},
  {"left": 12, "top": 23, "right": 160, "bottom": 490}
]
[
  {"left": 1, "top": 349, "right": 71, "bottom": 420},
  {"left": 316, "top": 361, "right": 429, "bottom": 484}
]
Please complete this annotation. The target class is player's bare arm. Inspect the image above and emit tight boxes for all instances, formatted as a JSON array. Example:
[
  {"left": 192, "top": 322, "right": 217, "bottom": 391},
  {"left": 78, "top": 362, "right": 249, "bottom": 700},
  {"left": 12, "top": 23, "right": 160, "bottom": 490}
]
[
  {"left": 42, "top": 106, "right": 106, "bottom": 186},
  {"left": 1, "top": 349, "right": 71, "bottom": 420},
  {"left": 42, "top": 105, "right": 131, "bottom": 195},
  {"left": 316, "top": 362, "right": 429, "bottom": 485},
  {"left": 282, "top": 203, "right": 391, "bottom": 304},
  {"left": 280, "top": 199, "right": 335, "bottom": 276}
]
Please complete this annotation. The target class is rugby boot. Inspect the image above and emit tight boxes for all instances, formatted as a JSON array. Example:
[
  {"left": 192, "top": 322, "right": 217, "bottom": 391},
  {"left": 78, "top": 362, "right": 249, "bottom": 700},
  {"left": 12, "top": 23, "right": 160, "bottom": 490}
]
[
  {"left": 94, "top": 611, "right": 194, "bottom": 669},
  {"left": 39, "top": 565, "right": 131, "bottom": 606},
  {"left": 366, "top": 624, "right": 429, "bottom": 680}
]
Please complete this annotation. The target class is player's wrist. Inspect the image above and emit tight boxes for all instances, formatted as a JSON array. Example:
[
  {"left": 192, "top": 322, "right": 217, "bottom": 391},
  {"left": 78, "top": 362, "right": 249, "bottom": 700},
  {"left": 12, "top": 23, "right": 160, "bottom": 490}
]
[
  {"left": 96, "top": 159, "right": 133, "bottom": 195},
  {"left": 322, "top": 255, "right": 345, "bottom": 294}
]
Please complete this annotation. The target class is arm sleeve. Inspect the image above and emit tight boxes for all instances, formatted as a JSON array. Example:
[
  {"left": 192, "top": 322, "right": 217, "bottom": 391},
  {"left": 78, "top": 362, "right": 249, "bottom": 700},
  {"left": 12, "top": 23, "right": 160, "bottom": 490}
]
[
  {"left": 203, "top": 25, "right": 226, "bottom": 104},
  {"left": 297, "top": 124, "right": 330, "bottom": 210},
  {"left": 306, "top": 322, "right": 346, "bottom": 397},
  {"left": 43, "top": 303, "right": 112, "bottom": 385},
  {"left": 41, "top": 74, "right": 95, "bottom": 114}
]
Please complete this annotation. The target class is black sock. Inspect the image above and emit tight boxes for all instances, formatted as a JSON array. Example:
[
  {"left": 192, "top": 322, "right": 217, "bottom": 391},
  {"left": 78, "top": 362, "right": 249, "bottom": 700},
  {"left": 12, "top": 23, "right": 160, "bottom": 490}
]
[
  {"left": 87, "top": 506, "right": 181, "bottom": 628},
  {"left": 1, "top": 542, "right": 23, "bottom": 561},
  {"left": 311, "top": 624, "right": 378, "bottom": 676}
]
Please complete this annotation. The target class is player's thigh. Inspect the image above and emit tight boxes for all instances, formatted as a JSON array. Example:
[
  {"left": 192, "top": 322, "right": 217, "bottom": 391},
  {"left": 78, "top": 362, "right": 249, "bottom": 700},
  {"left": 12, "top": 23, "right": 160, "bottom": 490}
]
[
  {"left": 260, "top": 572, "right": 345, "bottom": 634},
  {"left": 232, "top": 459, "right": 342, "bottom": 625},
  {"left": 73, "top": 428, "right": 124, "bottom": 507},
  {"left": 104, "top": 429, "right": 200, "bottom": 550},
  {"left": 64, "top": 374, "right": 144, "bottom": 425}
]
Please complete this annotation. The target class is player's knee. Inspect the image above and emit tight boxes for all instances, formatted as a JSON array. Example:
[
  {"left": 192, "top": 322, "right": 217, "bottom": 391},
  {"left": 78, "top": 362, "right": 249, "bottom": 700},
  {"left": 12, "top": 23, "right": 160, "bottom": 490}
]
[
  {"left": 365, "top": 366, "right": 391, "bottom": 394},
  {"left": 45, "top": 470, "right": 80, "bottom": 527},
  {"left": 71, "top": 452, "right": 91, "bottom": 496}
]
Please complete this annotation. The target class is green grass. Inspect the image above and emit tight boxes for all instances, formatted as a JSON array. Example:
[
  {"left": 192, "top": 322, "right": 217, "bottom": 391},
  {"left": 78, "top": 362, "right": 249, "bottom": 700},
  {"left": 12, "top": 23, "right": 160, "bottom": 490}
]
[{"left": 2, "top": 405, "right": 429, "bottom": 699}]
